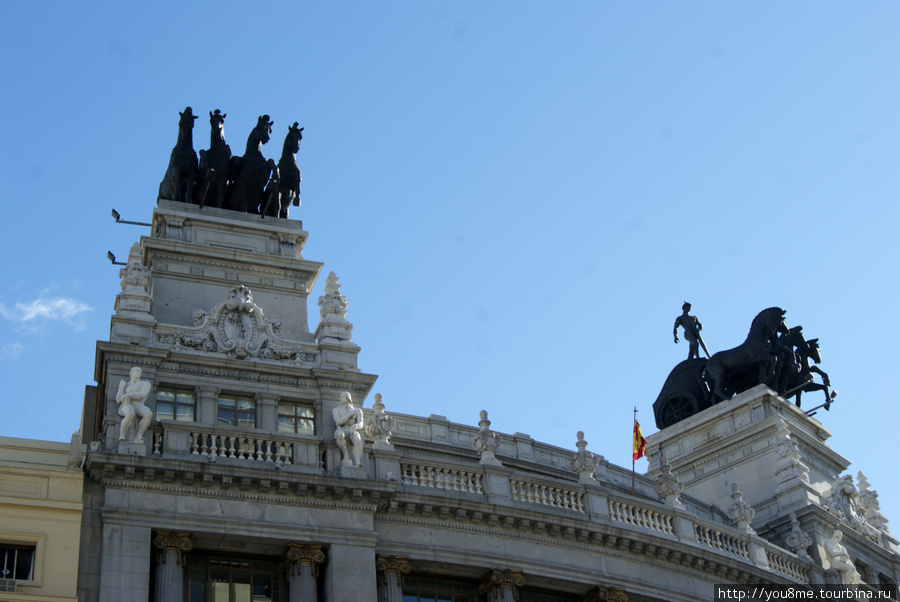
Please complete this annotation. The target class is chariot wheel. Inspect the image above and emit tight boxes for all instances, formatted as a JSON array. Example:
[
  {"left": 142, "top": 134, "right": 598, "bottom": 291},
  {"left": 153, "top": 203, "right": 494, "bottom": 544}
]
[{"left": 658, "top": 395, "right": 698, "bottom": 429}]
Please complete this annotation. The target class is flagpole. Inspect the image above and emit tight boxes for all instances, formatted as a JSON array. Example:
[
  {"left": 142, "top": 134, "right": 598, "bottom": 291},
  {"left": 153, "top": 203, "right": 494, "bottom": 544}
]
[{"left": 632, "top": 406, "right": 636, "bottom": 495}]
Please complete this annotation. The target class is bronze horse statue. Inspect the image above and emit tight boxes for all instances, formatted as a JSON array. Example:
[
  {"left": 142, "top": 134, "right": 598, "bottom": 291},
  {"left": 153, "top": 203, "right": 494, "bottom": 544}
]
[
  {"left": 198, "top": 109, "right": 233, "bottom": 209},
  {"left": 774, "top": 327, "right": 835, "bottom": 408},
  {"left": 705, "top": 307, "right": 788, "bottom": 402},
  {"left": 227, "top": 115, "right": 277, "bottom": 214},
  {"left": 271, "top": 122, "right": 303, "bottom": 218},
  {"left": 158, "top": 107, "right": 199, "bottom": 203}
]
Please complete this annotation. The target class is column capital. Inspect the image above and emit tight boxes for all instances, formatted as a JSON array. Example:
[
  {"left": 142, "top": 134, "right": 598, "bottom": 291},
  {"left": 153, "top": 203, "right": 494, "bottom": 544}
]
[
  {"left": 375, "top": 554, "right": 411, "bottom": 576},
  {"left": 152, "top": 531, "right": 193, "bottom": 565},
  {"left": 478, "top": 568, "right": 525, "bottom": 597},
  {"left": 583, "top": 584, "right": 629, "bottom": 602},
  {"left": 284, "top": 544, "right": 326, "bottom": 577}
]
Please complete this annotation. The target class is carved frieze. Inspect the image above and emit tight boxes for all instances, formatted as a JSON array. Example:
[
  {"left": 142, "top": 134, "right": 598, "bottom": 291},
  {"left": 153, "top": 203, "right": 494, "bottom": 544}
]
[{"left": 154, "top": 285, "right": 319, "bottom": 365}]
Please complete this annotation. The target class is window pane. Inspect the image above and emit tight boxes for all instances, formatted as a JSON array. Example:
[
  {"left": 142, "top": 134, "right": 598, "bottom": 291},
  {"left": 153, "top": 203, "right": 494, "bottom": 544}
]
[
  {"left": 296, "top": 418, "right": 314, "bottom": 435},
  {"left": 156, "top": 403, "right": 174, "bottom": 421},
  {"left": 277, "top": 416, "right": 295, "bottom": 433},
  {"left": 237, "top": 398, "right": 255, "bottom": 411},
  {"left": 176, "top": 405, "right": 195, "bottom": 421},
  {"left": 156, "top": 389, "right": 175, "bottom": 403},
  {"left": 218, "top": 409, "right": 235, "bottom": 426},
  {"left": 237, "top": 412, "right": 255, "bottom": 428},
  {"left": 176, "top": 390, "right": 195, "bottom": 404},
  {"left": 219, "top": 397, "right": 236, "bottom": 409},
  {"left": 277, "top": 403, "right": 295, "bottom": 416}
]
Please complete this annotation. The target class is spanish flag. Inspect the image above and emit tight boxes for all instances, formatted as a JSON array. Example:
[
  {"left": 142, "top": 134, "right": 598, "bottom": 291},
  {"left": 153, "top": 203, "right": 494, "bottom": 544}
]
[{"left": 632, "top": 420, "right": 646, "bottom": 462}]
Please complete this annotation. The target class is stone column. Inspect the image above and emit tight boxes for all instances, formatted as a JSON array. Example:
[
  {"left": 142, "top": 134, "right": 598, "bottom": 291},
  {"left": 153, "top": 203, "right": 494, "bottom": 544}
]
[
  {"left": 478, "top": 568, "right": 524, "bottom": 602},
  {"left": 153, "top": 531, "right": 193, "bottom": 602},
  {"left": 284, "top": 544, "right": 325, "bottom": 602},
  {"left": 375, "top": 555, "right": 410, "bottom": 602}
]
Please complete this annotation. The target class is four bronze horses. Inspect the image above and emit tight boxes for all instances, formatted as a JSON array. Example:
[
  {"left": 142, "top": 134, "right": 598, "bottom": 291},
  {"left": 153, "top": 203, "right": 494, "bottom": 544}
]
[{"left": 159, "top": 108, "right": 303, "bottom": 220}]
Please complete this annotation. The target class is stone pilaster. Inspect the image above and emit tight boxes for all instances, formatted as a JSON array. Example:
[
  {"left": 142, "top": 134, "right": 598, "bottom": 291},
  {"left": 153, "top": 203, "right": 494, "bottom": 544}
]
[
  {"left": 153, "top": 531, "right": 193, "bottom": 602},
  {"left": 375, "top": 555, "right": 411, "bottom": 602},
  {"left": 257, "top": 393, "right": 280, "bottom": 432},
  {"left": 284, "top": 544, "right": 325, "bottom": 602},
  {"left": 478, "top": 568, "right": 524, "bottom": 602},
  {"left": 196, "top": 386, "right": 220, "bottom": 427}
]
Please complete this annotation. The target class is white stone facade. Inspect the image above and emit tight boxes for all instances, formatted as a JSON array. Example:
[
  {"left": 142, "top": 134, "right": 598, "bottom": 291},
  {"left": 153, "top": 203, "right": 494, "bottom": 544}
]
[{"left": 74, "top": 202, "right": 899, "bottom": 601}]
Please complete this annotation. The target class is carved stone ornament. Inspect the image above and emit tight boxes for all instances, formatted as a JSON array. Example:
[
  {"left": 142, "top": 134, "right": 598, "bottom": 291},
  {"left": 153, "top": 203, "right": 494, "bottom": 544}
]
[
  {"left": 726, "top": 483, "right": 756, "bottom": 533},
  {"left": 154, "top": 285, "right": 318, "bottom": 364},
  {"left": 782, "top": 512, "right": 812, "bottom": 560},
  {"left": 822, "top": 474, "right": 882, "bottom": 544},
  {"left": 857, "top": 472, "right": 890, "bottom": 533},
  {"left": 478, "top": 568, "right": 525, "bottom": 600},
  {"left": 569, "top": 431, "right": 601, "bottom": 484},
  {"left": 365, "top": 393, "right": 395, "bottom": 449},
  {"left": 654, "top": 455, "right": 685, "bottom": 510},
  {"left": 115, "top": 243, "right": 152, "bottom": 315},
  {"left": 773, "top": 419, "right": 809, "bottom": 491},
  {"left": 315, "top": 272, "right": 353, "bottom": 343},
  {"left": 472, "top": 410, "right": 502, "bottom": 466},
  {"left": 153, "top": 531, "right": 193, "bottom": 565},
  {"left": 375, "top": 554, "right": 411, "bottom": 577},
  {"left": 284, "top": 543, "right": 325, "bottom": 577},
  {"left": 584, "top": 584, "right": 629, "bottom": 602}
]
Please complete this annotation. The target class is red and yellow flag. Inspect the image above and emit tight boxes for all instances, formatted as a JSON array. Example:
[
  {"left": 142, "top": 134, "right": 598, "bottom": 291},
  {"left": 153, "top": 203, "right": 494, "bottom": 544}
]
[{"left": 632, "top": 420, "right": 646, "bottom": 462}]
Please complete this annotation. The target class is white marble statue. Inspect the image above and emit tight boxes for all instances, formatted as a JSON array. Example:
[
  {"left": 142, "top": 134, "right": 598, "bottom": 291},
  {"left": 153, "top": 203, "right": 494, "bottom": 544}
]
[
  {"left": 824, "top": 529, "right": 861, "bottom": 585},
  {"left": 333, "top": 391, "right": 364, "bottom": 467},
  {"left": 116, "top": 367, "right": 153, "bottom": 443}
]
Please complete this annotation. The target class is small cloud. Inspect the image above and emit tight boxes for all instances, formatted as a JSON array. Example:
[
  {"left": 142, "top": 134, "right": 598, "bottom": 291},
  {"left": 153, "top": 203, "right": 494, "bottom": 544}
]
[
  {"left": 1, "top": 343, "right": 23, "bottom": 360},
  {"left": 0, "top": 297, "right": 93, "bottom": 332}
]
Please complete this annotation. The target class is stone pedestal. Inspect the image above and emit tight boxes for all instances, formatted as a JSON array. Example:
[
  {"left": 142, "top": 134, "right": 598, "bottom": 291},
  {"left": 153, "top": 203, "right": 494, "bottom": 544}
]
[
  {"left": 340, "top": 464, "right": 367, "bottom": 479},
  {"left": 644, "top": 385, "right": 847, "bottom": 526},
  {"left": 117, "top": 440, "right": 148, "bottom": 456}
]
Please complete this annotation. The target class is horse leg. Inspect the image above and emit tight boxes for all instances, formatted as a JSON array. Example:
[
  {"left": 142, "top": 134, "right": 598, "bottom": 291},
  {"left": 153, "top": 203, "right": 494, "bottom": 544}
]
[{"left": 795, "top": 389, "right": 802, "bottom": 408}]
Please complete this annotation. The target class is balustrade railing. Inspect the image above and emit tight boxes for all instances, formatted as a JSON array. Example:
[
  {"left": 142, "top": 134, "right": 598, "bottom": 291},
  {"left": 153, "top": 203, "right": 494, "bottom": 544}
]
[
  {"left": 189, "top": 430, "right": 293, "bottom": 465},
  {"left": 607, "top": 499, "right": 674, "bottom": 534},
  {"left": 510, "top": 480, "right": 585, "bottom": 513},
  {"left": 693, "top": 522, "right": 750, "bottom": 560},
  {"left": 765, "top": 549, "right": 810, "bottom": 584},
  {"left": 399, "top": 462, "right": 483, "bottom": 494}
]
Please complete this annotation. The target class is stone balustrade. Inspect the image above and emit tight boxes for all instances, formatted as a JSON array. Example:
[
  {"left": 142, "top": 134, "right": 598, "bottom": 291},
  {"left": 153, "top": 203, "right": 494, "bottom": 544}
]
[
  {"left": 509, "top": 479, "right": 585, "bottom": 513},
  {"left": 607, "top": 498, "right": 674, "bottom": 535},
  {"left": 693, "top": 521, "right": 751, "bottom": 560},
  {"left": 155, "top": 421, "right": 322, "bottom": 471},
  {"left": 399, "top": 462, "right": 484, "bottom": 494},
  {"left": 765, "top": 548, "right": 810, "bottom": 584}
]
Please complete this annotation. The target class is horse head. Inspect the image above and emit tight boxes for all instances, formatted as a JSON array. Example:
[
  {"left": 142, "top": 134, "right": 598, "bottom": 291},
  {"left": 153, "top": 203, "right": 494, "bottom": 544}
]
[
  {"left": 803, "top": 338, "right": 822, "bottom": 364},
  {"left": 284, "top": 122, "right": 304, "bottom": 155},
  {"left": 176, "top": 106, "right": 198, "bottom": 146},
  {"left": 209, "top": 109, "right": 226, "bottom": 137}
]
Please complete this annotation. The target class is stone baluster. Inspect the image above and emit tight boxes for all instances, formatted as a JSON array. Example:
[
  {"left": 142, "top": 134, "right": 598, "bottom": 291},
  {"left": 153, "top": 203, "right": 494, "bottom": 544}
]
[
  {"left": 375, "top": 554, "right": 411, "bottom": 602},
  {"left": 153, "top": 531, "right": 193, "bottom": 602},
  {"left": 478, "top": 568, "right": 524, "bottom": 602},
  {"left": 284, "top": 544, "right": 325, "bottom": 602}
]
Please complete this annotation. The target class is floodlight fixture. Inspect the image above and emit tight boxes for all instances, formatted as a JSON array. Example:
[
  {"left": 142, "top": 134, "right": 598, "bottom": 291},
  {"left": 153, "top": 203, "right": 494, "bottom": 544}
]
[
  {"left": 107, "top": 251, "right": 126, "bottom": 266},
  {"left": 111, "top": 208, "right": 151, "bottom": 227}
]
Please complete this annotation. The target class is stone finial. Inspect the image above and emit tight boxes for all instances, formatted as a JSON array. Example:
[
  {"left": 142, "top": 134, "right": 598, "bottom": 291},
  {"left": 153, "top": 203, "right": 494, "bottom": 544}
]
[
  {"left": 773, "top": 420, "right": 809, "bottom": 492},
  {"left": 315, "top": 272, "right": 353, "bottom": 343},
  {"left": 284, "top": 544, "right": 325, "bottom": 577},
  {"left": 152, "top": 531, "right": 193, "bottom": 565},
  {"left": 824, "top": 530, "right": 861, "bottom": 585},
  {"left": 857, "top": 472, "right": 890, "bottom": 533},
  {"left": 726, "top": 483, "right": 756, "bottom": 534},
  {"left": 569, "top": 431, "right": 601, "bottom": 484},
  {"left": 783, "top": 512, "right": 812, "bottom": 560},
  {"left": 115, "top": 243, "right": 152, "bottom": 315},
  {"left": 654, "top": 455, "right": 685, "bottom": 510},
  {"left": 365, "top": 393, "right": 395, "bottom": 450},
  {"left": 472, "top": 410, "right": 502, "bottom": 466}
]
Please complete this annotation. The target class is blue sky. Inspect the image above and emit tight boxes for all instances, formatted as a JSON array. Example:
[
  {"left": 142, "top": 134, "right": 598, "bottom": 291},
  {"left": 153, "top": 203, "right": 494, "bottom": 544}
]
[{"left": 1, "top": 3, "right": 898, "bottom": 526}]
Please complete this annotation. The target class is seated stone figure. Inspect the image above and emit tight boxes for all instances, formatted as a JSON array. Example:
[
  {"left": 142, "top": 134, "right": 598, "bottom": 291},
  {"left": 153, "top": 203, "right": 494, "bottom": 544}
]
[
  {"left": 332, "top": 392, "right": 364, "bottom": 467},
  {"left": 824, "top": 530, "right": 861, "bottom": 585},
  {"left": 117, "top": 367, "right": 153, "bottom": 444}
]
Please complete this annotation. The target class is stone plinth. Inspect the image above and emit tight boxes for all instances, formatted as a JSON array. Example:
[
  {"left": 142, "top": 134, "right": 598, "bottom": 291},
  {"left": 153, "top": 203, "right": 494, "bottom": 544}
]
[
  {"left": 117, "top": 441, "right": 148, "bottom": 457},
  {"left": 645, "top": 385, "right": 847, "bottom": 525}
]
